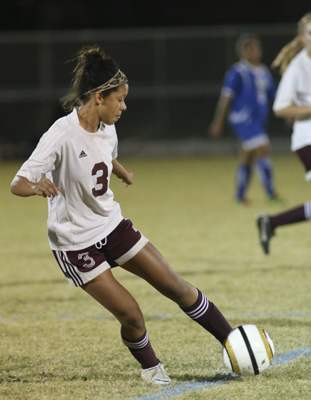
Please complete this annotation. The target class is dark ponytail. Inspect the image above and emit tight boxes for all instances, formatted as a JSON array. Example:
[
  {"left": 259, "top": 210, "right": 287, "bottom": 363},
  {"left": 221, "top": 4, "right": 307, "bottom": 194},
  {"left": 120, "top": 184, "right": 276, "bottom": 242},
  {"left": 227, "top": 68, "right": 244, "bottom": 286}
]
[{"left": 60, "top": 46, "right": 119, "bottom": 112}]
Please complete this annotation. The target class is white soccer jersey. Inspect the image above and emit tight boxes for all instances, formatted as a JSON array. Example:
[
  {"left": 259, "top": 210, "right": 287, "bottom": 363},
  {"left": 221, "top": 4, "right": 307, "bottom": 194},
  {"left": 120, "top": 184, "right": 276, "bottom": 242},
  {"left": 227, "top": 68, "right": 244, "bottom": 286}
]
[
  {"left": 16, "top": 108, "right": 123, "bottom": 250},
  {"left": 273, "top": 49, "right": 311, "bottom": 151}
]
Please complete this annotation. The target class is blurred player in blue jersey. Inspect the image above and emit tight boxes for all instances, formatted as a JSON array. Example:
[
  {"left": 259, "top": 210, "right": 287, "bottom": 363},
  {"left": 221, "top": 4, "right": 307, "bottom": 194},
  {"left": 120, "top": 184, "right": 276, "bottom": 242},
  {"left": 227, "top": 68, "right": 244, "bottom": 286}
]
[{"left": 209, "top": 33, "right": 282, "bottom": 204}]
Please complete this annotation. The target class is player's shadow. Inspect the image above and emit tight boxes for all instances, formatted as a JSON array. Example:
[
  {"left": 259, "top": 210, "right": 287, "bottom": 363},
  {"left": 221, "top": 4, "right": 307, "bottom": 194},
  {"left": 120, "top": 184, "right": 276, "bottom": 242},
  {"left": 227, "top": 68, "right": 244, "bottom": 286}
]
[{"left": 170, "top": 372, "right": 242, "bottom": 384}]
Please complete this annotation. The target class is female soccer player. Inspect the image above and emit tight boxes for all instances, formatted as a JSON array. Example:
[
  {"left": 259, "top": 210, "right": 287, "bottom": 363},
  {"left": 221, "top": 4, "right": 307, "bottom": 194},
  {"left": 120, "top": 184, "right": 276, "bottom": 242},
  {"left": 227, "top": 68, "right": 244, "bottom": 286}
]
[
  {"left": 209, "top": 34, "right": 281, "bottom": 204},
  {"left": 10, "top": 46, "right": 232, "bottom": 384},
  {"left": 256, "top": 12, "right": 311, "bottom": 255}
]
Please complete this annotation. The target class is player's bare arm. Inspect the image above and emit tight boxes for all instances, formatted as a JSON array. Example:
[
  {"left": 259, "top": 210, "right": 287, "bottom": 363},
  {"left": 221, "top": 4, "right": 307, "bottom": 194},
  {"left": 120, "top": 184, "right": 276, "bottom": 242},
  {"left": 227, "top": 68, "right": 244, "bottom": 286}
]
[
  {"left": 208, "top": 95, "right": 232, "bottom": 138},
  {"left": 274, "top": 104, "right": 311, "bottom": 119},
  {"left": 10, "top": 175, "right": 59, "bottom": 198},
  {"left": 112, "top": 159, "right": 133, "bottom": 186}
]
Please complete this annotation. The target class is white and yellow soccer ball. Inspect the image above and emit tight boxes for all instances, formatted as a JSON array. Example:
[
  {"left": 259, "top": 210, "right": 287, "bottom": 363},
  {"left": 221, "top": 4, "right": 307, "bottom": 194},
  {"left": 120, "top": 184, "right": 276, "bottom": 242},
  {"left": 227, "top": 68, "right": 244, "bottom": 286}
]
[{"left": 223, "top": 324, "right": 274, "bottom": 376}]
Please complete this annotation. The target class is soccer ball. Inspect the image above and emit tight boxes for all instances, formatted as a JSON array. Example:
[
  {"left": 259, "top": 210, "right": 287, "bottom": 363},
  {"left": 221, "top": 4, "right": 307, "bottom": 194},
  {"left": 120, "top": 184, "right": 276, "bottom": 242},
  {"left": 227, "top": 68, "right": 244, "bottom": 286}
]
[{"left": 223, "top": 324, "right": 274, "bottom": 376}]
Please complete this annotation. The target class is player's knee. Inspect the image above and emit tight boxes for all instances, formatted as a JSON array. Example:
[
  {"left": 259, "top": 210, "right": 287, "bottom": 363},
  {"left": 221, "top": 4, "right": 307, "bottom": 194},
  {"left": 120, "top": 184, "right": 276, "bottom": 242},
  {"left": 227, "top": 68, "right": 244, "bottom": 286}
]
[
  {"left": 119, "top": 307, "right": 145, "bottom": 332},
  {"left": 161, "top": 279, "right": 195, "bottom": 304}
]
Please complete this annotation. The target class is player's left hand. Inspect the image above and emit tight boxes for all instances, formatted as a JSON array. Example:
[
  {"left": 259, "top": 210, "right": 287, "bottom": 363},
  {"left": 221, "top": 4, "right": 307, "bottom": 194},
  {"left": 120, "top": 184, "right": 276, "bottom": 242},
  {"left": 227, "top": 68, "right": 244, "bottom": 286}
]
[{"left": 122, "top": 171, "right": 134, "bottom": 187}]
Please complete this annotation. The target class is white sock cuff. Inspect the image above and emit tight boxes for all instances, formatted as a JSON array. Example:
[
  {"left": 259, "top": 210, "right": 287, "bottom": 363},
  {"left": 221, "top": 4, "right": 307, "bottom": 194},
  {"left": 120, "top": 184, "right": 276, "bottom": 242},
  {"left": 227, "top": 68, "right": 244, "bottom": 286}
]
[
  {"left": 304, "top": 202, "right": 311, "bottom": 220},
  {"left": 122, "top": 331, "right": 149, "bottom": 349},
  {"left": 185, "top": 293, "right": 209, "bottom": 320}
]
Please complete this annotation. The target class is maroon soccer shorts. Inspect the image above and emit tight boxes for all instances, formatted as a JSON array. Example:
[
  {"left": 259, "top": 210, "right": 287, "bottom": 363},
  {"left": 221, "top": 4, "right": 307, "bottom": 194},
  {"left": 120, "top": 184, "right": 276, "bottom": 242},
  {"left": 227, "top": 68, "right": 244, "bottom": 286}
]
[
  {"left": 295, "top": 146, "right": 311, "bottom": 181},
  {"left": 52, "top": 218, "right": 148, "bottom": 286}
]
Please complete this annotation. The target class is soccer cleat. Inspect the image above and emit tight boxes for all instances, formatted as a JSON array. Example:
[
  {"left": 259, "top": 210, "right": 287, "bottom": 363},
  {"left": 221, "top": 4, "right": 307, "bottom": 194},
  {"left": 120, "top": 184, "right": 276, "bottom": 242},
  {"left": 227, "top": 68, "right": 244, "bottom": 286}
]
[
  {"left": 267, "top": 193, "right": 286, "bottom": 206},
  {"left": 235, "top": 197, "right": 251, "bottom": 206},
  {"left": 141, "top": 363, "right": 171, "bottom": 385},
  {"left": 256, "top": 214, "right": 275, "bottom": 255}
]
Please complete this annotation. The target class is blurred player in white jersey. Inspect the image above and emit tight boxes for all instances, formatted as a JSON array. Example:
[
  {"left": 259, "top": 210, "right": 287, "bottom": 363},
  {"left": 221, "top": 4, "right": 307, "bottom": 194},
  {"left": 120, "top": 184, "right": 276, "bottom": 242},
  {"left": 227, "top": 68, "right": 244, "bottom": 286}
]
[
  {"left": 11, "top": 46, "right": 234, "bottom": 384},
  {"left": 209, "top": 34, "right": 282, "bottom": 204},
  {"left": 256, "top": 12, "right": 311, "bottom": 255}
]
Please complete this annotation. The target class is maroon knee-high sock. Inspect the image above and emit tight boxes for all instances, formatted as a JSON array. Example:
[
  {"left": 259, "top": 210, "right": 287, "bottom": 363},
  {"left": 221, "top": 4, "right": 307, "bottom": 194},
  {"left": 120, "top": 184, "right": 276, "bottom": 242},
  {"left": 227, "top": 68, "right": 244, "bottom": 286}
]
[
  {"left": 270, "top": 202, "right": 311, "bottom": 230},
  {"left": 122, "top": 330, "right": 159, "bottom": 369},
  {"left": 181, "top": 289, "right": 232, "bottom": 343}
]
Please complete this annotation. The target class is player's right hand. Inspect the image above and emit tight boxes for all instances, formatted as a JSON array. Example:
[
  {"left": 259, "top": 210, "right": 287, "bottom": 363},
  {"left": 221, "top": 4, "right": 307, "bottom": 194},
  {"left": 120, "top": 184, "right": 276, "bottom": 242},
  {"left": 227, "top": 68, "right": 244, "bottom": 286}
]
[
  {"left": 208, "top": 122, "right": 222, "bottom": 139},
  {"left": 36, "top": 179, "right": 59, "bottom": 198}
]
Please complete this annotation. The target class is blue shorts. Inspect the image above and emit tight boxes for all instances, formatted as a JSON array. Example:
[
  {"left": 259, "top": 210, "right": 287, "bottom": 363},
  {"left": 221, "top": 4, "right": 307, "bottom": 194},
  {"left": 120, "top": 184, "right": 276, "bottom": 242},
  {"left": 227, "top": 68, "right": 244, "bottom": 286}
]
[
  {"left": 53, "top": 218, "right": 149, "bottom": 287},
  {"left": 240, "top": 134, "right": 270, "bottom": 151}
]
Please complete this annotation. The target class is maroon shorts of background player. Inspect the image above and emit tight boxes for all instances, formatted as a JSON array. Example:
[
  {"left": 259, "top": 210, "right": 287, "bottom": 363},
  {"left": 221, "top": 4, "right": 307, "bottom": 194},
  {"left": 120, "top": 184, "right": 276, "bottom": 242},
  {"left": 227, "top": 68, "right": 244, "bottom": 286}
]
[
  {"left": 53, "top": 218, "right": 142, "bottom": 271},
  {"left": 295, "top": 146, "right": 311, "bottom": 172}
]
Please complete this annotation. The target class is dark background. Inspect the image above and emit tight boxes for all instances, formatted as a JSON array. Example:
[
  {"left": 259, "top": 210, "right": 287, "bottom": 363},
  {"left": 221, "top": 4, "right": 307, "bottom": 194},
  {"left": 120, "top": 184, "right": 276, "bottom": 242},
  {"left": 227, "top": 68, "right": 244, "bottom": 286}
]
[
  {"left": 1, "top": 0, "right": 309, "bottom": 31},
  {"left": 1, "top": 1, "right": 310, "bottom": 158}
]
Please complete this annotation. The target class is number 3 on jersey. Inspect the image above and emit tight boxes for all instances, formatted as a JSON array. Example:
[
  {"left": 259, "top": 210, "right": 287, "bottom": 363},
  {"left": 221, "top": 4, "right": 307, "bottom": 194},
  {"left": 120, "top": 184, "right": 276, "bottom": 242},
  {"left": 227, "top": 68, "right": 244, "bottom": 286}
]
[{"left": 92, "top": 162, "right": 108, "bottom": 197}]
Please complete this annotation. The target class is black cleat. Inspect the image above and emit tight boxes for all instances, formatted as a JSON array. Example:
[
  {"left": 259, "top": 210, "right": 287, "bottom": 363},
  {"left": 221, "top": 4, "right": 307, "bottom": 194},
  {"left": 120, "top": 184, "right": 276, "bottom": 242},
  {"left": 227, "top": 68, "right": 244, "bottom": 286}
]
[{"left": 256, "top": 214, "right": 275, "bottom": 255}]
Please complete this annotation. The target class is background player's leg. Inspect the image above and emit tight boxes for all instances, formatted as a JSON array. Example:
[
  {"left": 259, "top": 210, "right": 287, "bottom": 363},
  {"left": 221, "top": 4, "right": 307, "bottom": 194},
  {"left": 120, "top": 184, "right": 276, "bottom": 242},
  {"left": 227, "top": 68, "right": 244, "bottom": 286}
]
[
  {"left": 235, "top": 163, "right": 251, "bottom": 202},
  {"left": 256, "top": 202, "right": 311, "bottom": 254},
  {"left": 256, "top": 156, "right": 275, "bottom": 198},
  {"left": 269, "top": 202, "right": 311, "bottom": 230}
]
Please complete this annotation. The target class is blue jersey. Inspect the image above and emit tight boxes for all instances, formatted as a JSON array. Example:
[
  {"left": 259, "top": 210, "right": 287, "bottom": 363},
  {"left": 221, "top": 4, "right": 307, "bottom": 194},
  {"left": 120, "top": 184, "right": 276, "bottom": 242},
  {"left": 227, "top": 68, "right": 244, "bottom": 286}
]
[{"left": 222, "top": 59, "right": 276, "bottom": 141}]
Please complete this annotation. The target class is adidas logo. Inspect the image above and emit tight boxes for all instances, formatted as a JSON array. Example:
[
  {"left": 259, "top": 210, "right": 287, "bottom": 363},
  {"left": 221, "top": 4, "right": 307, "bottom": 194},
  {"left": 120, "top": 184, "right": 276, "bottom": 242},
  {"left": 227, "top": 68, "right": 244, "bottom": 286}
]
[{"left": 79, "top": 150, "right": 87, "bottom": 158}]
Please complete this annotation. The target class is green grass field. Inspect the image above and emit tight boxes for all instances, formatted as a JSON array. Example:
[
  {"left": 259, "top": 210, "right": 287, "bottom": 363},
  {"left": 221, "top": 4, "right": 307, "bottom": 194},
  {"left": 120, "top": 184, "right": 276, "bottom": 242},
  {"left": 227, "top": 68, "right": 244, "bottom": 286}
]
[{"left": 1, "top": 155, "right": 311, "bottom": 400}]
